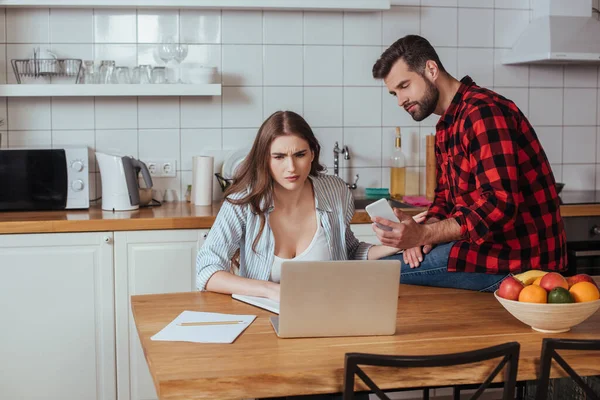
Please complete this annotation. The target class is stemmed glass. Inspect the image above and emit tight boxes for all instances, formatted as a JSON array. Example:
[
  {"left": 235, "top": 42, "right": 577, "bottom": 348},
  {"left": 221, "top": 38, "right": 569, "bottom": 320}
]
[
  {"left": 156, "top": 36, "right": 176, "bottom": 83},
  {"left": 173, "top": 43, "right": 189, "bottom": 84}
]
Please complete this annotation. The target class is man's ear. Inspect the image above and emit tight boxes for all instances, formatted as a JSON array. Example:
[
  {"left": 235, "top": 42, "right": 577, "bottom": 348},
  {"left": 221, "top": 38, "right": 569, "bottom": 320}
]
[{"left": 425, "top": 60, "right": 440, "bottom": 81}]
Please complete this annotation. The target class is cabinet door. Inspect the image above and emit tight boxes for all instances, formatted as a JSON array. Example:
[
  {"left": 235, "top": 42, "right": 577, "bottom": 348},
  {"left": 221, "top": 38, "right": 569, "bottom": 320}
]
[
  {"left": 114, "top": 229, "right": 208, "bottom": 400},
  {"left": 0, "top": 232, "right": 116, "bottom": 400},
  {"left": 351, "top": 223, "right": 381, "bottom": 245}
]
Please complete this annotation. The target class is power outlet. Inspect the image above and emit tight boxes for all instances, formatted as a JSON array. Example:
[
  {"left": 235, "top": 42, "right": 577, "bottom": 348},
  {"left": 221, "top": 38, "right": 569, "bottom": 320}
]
[{"left": 146, "top": 159, "right": 177, "bottom": 178}]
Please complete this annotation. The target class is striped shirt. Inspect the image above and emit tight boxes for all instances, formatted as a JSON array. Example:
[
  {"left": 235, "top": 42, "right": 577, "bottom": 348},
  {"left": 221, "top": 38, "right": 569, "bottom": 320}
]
[{"left": 196, "top": 174, "right": 373, "bottom": 290}]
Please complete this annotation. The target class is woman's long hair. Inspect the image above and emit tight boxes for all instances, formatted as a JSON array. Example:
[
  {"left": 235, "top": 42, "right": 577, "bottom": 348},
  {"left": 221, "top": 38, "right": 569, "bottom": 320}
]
[{"left": 225, "top": 111, "right": 325, "bottom": 252}]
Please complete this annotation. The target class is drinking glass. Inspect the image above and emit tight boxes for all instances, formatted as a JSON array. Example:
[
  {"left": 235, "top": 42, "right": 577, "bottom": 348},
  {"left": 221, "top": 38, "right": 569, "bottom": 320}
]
[
  {"left": 138, "top": 65, "right": 153, "bottom": 84},
  {"left": 173, "top": 43, "right": 189, "bottom": 83},
  {"left": 151, "top": 67, "right": 167, "bottom": 84},
  {"left": 81, "top": 60, "right": 96, "bottom": 84},
  {"left": 99, "top": 60, "right": 117, "bottom": 84},
  {"left": 115, "top": 66, "right": 131, "bottom": 84}
]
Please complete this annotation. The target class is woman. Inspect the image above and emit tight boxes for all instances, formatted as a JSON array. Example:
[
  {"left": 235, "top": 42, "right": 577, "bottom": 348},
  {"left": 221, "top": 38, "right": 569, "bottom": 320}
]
[{"left": 196, "top": 111, "right": 404, "bottom": 300}]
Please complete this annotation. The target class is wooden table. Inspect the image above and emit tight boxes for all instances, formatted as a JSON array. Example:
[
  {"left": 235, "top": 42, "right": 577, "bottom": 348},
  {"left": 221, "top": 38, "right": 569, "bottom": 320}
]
[{"left": 131, "top": 285, "right": 600, "bottom": 400}]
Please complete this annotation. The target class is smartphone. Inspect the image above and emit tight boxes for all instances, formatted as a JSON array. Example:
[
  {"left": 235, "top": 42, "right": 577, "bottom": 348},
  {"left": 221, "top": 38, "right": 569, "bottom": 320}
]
[{"left": 364, "top": 198, "right": 400, "bottom": 231}]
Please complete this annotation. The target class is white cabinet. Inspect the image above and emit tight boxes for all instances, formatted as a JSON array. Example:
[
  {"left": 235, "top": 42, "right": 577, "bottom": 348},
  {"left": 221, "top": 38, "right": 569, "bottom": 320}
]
[
  {"left": 114, "top": 229, "right": 208, "bottom": 400},
  {"left": 0, "top": 232, "right": 116, "bottom": 400},
  {"left": 351, "top": 223, "right": 381, "bottom": 245}
]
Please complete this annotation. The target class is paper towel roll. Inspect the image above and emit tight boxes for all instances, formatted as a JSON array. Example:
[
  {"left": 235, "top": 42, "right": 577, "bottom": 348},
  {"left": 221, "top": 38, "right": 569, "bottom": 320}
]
[{"left": 192, "top": 156, "right": 214, "bottom": 206}]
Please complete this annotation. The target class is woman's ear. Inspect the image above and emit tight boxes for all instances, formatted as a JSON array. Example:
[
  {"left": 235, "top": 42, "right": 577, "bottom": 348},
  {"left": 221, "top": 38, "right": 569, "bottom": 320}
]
[{"left": 311, "top": 150, "right": 315, "bottom": 162}]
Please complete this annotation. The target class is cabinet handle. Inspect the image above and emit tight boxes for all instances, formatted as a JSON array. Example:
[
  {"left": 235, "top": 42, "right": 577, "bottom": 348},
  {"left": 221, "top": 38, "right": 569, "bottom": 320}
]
[{"left": 103, "top": 236, "right": 113, "bottom": 244}]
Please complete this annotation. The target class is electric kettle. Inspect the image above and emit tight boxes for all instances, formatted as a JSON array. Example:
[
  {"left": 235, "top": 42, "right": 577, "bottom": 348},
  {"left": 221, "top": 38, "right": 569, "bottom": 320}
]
[{"left": 96, "top": 152, "right": 153, "bottom": 211}]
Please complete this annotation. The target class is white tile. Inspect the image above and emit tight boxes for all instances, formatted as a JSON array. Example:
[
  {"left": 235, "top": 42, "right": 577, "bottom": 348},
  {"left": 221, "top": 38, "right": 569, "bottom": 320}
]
[
  {"left": 51, "top": 97, "right": 94, "bottom": 130},
  {"left": 222, "top": 86, "right": 263, "bottom": 128},
  {"left": 181, "top": 44, "right": 221, "bottom": 79},
  {"left": 7, "top": 98, "right": 51, "bottom": 130},
  {"left": 0, "top": 99, "right": 6, "bottom": 128},
  {"left": 529, "top": 88, "right": 563, "bottom": 126},
  {"left": 150, "top": 176, "right": 182, "bottom": 201},
  {"left": 180, "top": 10, "right": 221, "bottom": 44},
  {"left": 421, "top": 7, "right": 458, "bottom": 47},
  {"left": 494, "top": 9, "right": 530, "bottom": 48},
  {"left": 181, "top": 96, "right": 222, "bottom": 128},
  {"left": 342, "top": 128, "right": 382, "bottom": 167},
  {"left": 263, "top": 11, "right": 302, "bottom": 44},
  {"left": 550, "top": 164, "right": 562, "bottom": 183},
  {"left": 494, "top": 0, "right": 530, "bottom": 9},
  {"left": 596, "top": 164, "right": 600, "bottom": 191},
  {"left": 222, "top": 11, "right": 262, "bottom": 44},
  {"left": 563, "top": 127, "right": 596, "bottom": 164},
  {"left": 7, "top": 9, "right": 49, "bottom": 43},
  {"left": 94, "top": 98, "right": 137, "bottom": 129},
  {"left": 562, "top": 164, "right": 596, "bottom": 190},
  {"left": 138, "top": 9, "right": 179, "bottom": 43},
  {"left": 313, "top": 127, "right": 343, "bottom": 168},
  {"left": 50, "top": 44, "right": 94, "bottom": 62},
  {"left": 181, "top": 129, "right": 222, "bottom": 170},
  {"left": 138, "top": 97, "right": 180, "bottom": 129},
  {"left": 52, "top": 130, "right": 95, "bottom": 170},
  {"left": 535, "top": 127, "right": 562, "bottom": 164},
  {"left": 436, "top": 47, "right": 458, "bottom": 78},
  {"left": 263, "top": 87, "right": 303, "bottom": 119},
  {"left": 8, "top": 131, "right": 51, "bottom": 148},
  {"left": 564, "top": 65, "right": 598, "bottom": 88},
  {"left": 94, "top": 9, "right": 136, "bottom": 43},
  {"left": 459, "top": 0, "right": 493, "bottom": 6},
  {"left": 457, "top": 48, "right": 494, "bottom": 87},
  {"left": 421, "top": 0, "right": 458, "bottom": 5},
  {"left": 390, "top": 0, "right": 419, "bottom": 5},
  {"left": 95, "top": 44, "right": 137, "bottom": 67},
  {"left": 494, "top": 87, "right": 529, "bottom": 116},
  {"left": 304, "top": 87, "right": 343, "bottom": 127},
  {"left": 382, "top": 126, "right": 420, "bottom": 167},
  {"left": 139, "top": 129, "right": 180, "bottom": 167},
  {"left": 222, "top": 128, "right": 257, "bottom": 150},
  {"left": 343, "top": 87, "right": 382, "bottom": 127},
  {"left": 304, "top": 46, "right": 343, "bottom": 86},
  {"left": 529, "top": 65, "right": 563, "bottom": 87},
  {"left": 598, "top": 88, "right": 600, "bottom": 124},
  {"left": 382, "top": 87, "right": 420, "bottom": 127},
  {"left": 264, "top": 45, "right": 303, "bottom": 86},
  {"left": 458, "top": 8, "right": 493, "bottom": 47},
  {"left": 304, "top": 12, "right": 343, "bottom": 45},
  {"left": 222, "top": 44, "right": 262, "bottom": 86},
  {"left": 0, "top": 9, "right": 5, "bottom": 43},
  {"left": 564, "top": 88, "right": 597, "bottom": 126},
  {"left": 50, "top": 9, "right": 93, "bottom": 43},
  {"left": 493, "top": 48, "right": 529, "bottom": 87},
  {"left": 382, "top": 7, "right": 420, "bottom": 46},
  {"left": 343, "top": 12, "right": 382, "bottom": 46},
  {"left": 343, "top": 46, "right": 382, "bottom": 86},
  {"left": 0, "top": 45, "right": 6, "bottom": 84},
  {"left": 342, "top": 167, "right": 382, "bottom": 196},
  {"left": 597, "top": 127, "right": 600, "bottom": 166},
  {"left": 95, "top": 129, "right": 138, "bottom": 158}
]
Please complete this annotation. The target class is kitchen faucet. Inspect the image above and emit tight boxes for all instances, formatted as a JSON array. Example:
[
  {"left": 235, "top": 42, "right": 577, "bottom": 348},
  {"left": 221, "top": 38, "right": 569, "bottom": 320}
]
[{"left": 333, "top": 142, "right": 359, "bottom": 190}]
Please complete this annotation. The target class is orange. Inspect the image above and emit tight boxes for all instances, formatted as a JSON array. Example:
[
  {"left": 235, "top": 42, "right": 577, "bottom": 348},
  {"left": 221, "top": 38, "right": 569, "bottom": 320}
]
[
  {"left": 518, "top": 285, "right": 547, "bottom": 303},
  {"left": 532, "top": 276, "right": 543, "bottom": 286},
  {"left": 569, "top": 282, "right": 600, "bottom": 303}
]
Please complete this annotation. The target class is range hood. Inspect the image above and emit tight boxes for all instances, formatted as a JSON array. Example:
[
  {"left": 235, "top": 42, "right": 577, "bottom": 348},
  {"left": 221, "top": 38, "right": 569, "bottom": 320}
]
[{"left": 503, "top": 0, "right": 600, "bottom": 64}]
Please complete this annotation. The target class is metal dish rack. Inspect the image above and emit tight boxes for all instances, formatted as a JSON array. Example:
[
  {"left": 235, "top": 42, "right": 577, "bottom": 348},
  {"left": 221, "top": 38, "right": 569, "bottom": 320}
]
[{"left": 11, "top": 58, "right": 83, "bottom": 84}]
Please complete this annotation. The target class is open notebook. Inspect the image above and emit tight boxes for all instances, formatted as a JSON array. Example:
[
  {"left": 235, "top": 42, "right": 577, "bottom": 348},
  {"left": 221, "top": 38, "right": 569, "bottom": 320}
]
[{"left": 232, "top": 294, "right": 280, "bottom": 314}]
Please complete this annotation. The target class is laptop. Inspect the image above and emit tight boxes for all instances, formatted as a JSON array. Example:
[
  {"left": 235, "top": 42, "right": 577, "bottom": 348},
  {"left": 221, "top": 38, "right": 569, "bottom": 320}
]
[{"left": 270, "top": 260, "right": 400, "bottom": 338}]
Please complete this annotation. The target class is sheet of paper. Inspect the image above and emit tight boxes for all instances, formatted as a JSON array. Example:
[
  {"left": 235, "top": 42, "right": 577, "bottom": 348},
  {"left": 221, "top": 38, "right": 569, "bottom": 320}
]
[
  {"left": 232, "top": 294, "right": 280, "bottom": 314},
  {"left": 151, "top": 310, "right": 256, "bottom": 344}
]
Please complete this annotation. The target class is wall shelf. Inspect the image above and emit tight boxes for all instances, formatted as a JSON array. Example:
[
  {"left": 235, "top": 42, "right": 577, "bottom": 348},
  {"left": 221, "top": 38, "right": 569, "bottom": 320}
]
[
  {"left": 0, "top": 84, "right": 222, "bottom": 97},
  {"left": 0, "top": 0, "right": 390, "bottom": 11}
]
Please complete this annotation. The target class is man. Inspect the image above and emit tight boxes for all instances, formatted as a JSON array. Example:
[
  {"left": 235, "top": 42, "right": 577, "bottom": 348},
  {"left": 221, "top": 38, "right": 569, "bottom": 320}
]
[{"left": 372, "top": 35, "right": 567, "bottom": 291}]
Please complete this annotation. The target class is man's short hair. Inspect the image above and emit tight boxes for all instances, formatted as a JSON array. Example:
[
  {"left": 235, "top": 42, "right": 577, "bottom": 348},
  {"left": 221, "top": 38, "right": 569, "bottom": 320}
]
[{"left": 373, "top": 35, "right": 446, "bottom": 79}]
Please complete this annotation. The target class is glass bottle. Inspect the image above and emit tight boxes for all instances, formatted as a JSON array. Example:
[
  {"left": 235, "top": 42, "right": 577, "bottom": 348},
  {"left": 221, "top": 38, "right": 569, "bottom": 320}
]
[{"left": 390, "top": 127, "right": 406, "bottom": 200}]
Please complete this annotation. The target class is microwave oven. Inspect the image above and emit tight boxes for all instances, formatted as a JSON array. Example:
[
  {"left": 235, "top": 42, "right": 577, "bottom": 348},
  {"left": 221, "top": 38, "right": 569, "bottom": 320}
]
[{"left": 0, "top": 147, "right": 90, "bottom": 211}]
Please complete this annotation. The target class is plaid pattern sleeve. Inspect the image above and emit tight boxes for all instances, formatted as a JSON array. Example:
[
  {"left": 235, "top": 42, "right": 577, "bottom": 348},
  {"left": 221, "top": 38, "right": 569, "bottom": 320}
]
[
  {"left": 435, "top": 76, "right": 567, "bottom": 274},
  {"left": 426, "top": 149, "right": 452, "bottom": 221}
]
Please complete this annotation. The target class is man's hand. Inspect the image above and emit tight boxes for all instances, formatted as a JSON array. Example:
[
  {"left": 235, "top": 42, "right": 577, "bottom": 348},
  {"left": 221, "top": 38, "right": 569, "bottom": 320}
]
[{"left": 371, "top": 209, "right": 428, "bottom": 250}]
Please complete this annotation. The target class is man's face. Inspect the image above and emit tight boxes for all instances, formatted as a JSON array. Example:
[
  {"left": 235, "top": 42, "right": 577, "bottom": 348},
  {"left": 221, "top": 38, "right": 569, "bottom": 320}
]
[{"left": 384, "top": 59, "right": 439, "bottom": 122}]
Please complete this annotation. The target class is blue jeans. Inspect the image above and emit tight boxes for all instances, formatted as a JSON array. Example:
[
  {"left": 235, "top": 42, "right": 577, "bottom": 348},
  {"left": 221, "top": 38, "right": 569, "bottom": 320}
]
[{"left": 382, "top": 242, "right": 508, "bottom": 292}]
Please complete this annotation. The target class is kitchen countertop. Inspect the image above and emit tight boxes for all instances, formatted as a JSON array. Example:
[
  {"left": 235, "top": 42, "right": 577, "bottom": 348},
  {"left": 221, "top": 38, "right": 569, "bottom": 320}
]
[{"left": 0, "top": 201, "right": 598, "bottom": 234}]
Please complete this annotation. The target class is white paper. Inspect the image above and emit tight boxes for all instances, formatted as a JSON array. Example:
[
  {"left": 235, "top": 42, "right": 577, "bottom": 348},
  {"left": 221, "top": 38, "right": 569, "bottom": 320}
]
[
  {"left": 151, "top": 311, "right": 256, "bottom": 344},
  {"left": 232, "top": 294, "right": 280, "bottom": 314}
]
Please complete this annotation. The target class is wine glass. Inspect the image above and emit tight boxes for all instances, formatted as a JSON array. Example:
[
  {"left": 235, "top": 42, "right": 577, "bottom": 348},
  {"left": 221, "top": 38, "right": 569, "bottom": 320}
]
[
  {"left": 173, "top": 43, "right": 189, "bottom": 84},
  {"left": 156, "top": 36, "right": 176, "bottom": 82}
]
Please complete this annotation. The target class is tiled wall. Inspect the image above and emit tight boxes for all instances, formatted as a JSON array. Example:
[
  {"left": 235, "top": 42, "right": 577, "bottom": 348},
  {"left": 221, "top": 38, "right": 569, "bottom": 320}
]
[{"left": 1, "top": 0, "right": 600, "bottom": 201}]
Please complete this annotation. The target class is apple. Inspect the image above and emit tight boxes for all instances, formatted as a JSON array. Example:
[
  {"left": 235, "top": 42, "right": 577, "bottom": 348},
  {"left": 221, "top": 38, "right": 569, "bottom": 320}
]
[
  {"left": 567, "top": 274, "right": 599, "bottom": 289},
  {"left": 539, "top": 272, "right": 569, "bottom": 292},
  {"left": 498, "top": 276, "right": 525, "bottom": 300}
]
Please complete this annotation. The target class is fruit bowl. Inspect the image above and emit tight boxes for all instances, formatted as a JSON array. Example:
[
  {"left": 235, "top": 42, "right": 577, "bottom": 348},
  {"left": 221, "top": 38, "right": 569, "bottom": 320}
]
[{"left": 494, "top": 291, "right": 600, "bottom": 333}]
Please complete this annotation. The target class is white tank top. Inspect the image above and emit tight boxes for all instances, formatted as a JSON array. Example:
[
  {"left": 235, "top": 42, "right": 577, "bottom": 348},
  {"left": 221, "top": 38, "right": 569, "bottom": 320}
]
[{"left": 270, "top": 212, "right": 330, "bottom": 283}]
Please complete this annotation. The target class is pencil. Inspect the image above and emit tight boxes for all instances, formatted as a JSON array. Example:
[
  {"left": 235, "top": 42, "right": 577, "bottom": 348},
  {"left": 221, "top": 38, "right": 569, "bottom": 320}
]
[{"left": 177, "top": 320, "right": 245, "bottom": 327}]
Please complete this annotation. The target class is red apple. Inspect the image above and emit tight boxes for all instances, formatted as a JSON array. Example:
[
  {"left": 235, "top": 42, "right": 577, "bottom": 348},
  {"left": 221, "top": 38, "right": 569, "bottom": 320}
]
[
  {"left": 539, "top": 272, "right": 569, "bottom": 292},
  {"left": 567, "top": 274, "right": 599, "bottom": 289},
  {"left": 498, "top": 276, "right": 525, "bottom": 300}
]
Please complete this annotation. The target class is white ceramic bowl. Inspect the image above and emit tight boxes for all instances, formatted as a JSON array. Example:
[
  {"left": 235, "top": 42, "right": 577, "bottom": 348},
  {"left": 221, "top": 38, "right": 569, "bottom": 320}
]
[{"left": 494, "top": 291, "right": 600, "bottom": 333}]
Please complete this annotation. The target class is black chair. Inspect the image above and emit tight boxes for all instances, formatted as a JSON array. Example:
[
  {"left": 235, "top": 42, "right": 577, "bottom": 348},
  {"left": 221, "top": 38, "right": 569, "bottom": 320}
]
[
  {"left": 343, "top": 342, "right": 520, "bottom": 400},
  {"left": 535, "top": 338, "right": 600, "bottom": 400}
]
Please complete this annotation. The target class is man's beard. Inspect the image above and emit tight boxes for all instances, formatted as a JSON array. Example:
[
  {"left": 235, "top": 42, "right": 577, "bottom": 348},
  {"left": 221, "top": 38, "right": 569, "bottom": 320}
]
[{"left": 406, "top": 77, "right": 439, "bottom": 122}]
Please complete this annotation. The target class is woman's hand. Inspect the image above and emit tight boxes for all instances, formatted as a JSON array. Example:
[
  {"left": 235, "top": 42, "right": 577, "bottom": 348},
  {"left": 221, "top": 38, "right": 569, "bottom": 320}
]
[{"left": 265, "top": 281, "right": 281, "bottom": 302}]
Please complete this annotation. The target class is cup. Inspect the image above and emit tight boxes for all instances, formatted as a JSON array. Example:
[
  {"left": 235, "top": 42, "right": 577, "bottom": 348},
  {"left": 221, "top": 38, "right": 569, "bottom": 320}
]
[
  {"left": 163, "top": 189, "right": 176, "bottom": 202},
  {"left": 151, "top": 66, "right": 167, "bottom": 84},
  {"left": 115, "top": 66, "right": 131, "bottom": 84}
]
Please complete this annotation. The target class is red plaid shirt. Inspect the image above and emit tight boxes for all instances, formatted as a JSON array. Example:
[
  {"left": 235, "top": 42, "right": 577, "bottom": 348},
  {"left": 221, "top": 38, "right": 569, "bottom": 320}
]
[{"left": 428, "top": 76, "right": 567, "bottom": 274}]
